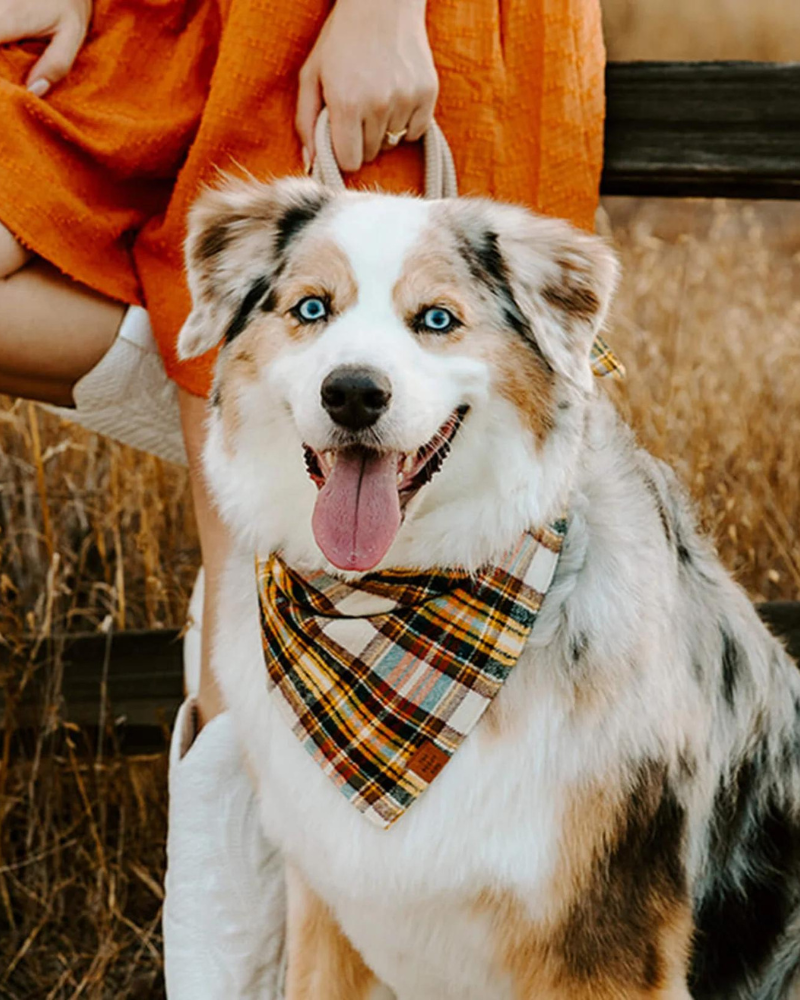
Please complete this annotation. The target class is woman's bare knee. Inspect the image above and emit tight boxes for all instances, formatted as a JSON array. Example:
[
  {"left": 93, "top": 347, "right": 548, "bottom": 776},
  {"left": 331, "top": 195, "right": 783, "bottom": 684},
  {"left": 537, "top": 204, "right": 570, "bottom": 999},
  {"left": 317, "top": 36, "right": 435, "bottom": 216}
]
[
  {"left": 0, "top": 259, "right": 123, "bottom": 403},
  {"left": 0, "top": 222, "right": 32, "bottom": 278},
  {"left": 179, "top": 387, "right": 230, "bottom": 725}
]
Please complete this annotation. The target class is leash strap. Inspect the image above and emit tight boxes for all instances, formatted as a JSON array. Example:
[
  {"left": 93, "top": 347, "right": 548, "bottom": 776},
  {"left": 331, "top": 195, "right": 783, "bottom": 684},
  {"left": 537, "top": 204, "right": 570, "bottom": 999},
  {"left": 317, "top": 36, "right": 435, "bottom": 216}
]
[{"left": 312, "top": 107, "right": 457, "bottom": 198}]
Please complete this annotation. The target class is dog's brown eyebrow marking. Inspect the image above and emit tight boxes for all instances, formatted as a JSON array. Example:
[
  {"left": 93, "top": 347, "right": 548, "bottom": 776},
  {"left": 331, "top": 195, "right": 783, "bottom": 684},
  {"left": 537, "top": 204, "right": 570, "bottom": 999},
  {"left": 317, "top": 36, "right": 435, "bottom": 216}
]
[
  {"left": 220, "top": 193, "right": 331, "bottom": 344},
  {"left": 456, "top": 229, "right": 554, "bottom": 376}
]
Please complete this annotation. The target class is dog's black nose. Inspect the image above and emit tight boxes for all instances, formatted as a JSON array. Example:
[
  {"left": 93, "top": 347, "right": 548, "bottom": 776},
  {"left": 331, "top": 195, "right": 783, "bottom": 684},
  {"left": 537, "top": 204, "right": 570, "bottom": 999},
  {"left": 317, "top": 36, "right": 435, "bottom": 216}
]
[{"left": 320, "top": 366, "right": 392, "bottom": 430}]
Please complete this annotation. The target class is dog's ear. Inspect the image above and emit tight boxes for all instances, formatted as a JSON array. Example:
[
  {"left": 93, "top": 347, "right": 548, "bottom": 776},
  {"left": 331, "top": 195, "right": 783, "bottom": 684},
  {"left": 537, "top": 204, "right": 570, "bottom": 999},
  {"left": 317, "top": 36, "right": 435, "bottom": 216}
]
[
  {"left": 177, "top": 176, "right": 331, "bottom": 360},
  {"left": 453, "top": 201, "right": 619, "bottom": 392}
]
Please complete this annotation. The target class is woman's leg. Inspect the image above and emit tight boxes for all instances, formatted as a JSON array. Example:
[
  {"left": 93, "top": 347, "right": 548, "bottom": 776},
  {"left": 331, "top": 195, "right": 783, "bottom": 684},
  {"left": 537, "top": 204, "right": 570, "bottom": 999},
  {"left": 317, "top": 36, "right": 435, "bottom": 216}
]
[
  {"left": 166, "top": 399, "right": 287, "bottom": 1000},
  {"left": 177, "top": 388, "right": 227, "bottom": 725},
  {"left": 0, "top": 259, "right": 225, "bottom": 725},
  {"left": 0, "top": 259, "right": 123, "bottom": 405},
  {"left": 0, "top": 222, "right": 32, "bottom": 278}
]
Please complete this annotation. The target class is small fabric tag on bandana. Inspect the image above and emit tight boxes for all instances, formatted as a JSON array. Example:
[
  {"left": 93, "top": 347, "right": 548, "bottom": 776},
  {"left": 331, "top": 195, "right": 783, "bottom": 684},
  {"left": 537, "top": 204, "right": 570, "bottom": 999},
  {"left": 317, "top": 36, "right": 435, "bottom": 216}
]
[
  {"left": 256, "top": 519, "right": 567, "bottom": 829},
  {"left": 590, "top": 334, "right": 625, "bottom": 379}
]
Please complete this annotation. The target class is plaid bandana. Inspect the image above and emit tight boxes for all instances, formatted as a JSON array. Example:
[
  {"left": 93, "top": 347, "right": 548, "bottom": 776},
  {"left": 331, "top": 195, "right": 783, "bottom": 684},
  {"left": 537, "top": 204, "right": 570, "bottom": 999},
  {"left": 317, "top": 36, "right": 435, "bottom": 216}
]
[
  {"left": 256, "top": 519, "right": 567, "bottom": 829},
  {"left": 590, "top": 334, "right": 625, "bottom": 379}
]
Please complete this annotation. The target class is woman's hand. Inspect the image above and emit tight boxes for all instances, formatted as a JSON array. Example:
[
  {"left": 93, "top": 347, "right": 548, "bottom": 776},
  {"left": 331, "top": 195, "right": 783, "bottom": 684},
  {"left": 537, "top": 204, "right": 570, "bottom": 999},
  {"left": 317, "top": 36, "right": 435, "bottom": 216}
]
[
  {"left": 296, "top": 0, "right": 438, "bottom": 173},
  {"left": 0, "top": 0, "right": 92, "bottom": 97}
]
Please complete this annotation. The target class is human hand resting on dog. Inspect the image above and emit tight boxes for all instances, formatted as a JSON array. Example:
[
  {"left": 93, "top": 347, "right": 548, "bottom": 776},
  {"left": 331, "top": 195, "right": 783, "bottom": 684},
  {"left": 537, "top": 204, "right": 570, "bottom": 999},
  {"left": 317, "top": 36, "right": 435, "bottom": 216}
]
[
  {"left": 0, "top": 0, "right": 92, "bottom": 275},
  {"left": 295, "top": 0, "right": 438, "bottom": 173}
]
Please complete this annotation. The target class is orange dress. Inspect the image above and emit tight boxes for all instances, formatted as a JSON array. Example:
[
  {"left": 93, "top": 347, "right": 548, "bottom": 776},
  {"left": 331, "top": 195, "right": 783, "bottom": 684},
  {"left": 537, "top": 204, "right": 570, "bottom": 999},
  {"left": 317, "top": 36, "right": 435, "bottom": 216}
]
[{"left": 0, "top": 0, "right": 605, "bottom": 398}]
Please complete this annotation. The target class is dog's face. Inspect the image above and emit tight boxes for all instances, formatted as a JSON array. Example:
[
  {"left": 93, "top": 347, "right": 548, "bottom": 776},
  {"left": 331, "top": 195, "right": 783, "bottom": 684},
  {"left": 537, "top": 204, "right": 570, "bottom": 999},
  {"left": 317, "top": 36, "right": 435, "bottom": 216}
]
[{"left": 179, "top": 179, "right": 617, "bottom": 572}]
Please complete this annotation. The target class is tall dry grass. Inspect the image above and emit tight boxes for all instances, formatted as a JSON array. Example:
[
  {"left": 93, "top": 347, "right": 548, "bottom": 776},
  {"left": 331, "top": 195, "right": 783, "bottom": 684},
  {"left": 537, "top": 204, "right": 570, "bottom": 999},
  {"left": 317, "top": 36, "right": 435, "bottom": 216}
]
[
  {"left": 0, "top": 417, "right": 196, "bottom": 998},
  {"left": 0, "top": 407, "right": 197, "bottom": 642},
  {"left": 603, "top": 0, "right": 800, "bottom": 60},
  {"left": 605, "top": 198, "right": 800, "bottom": 602}
]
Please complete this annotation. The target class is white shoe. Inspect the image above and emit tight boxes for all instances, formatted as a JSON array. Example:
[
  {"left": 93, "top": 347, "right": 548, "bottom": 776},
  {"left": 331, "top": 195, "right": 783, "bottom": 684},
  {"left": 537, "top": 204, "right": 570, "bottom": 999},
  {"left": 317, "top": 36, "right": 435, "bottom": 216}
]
[
  {"left": 164, "top": 699, "right": 287, "bottom": 999},
  {"left": 45, "top": 306, "right": 187, "bottom": 466}
]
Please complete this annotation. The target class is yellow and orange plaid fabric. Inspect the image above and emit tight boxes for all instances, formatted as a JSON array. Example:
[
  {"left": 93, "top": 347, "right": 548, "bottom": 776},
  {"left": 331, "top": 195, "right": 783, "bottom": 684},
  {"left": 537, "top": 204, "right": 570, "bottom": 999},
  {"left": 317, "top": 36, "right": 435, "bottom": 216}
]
[
  {"left": 590, "top": 335, "right": 625, "bottom": 379},
  {"left": 256, "top": 520, "right": 567, "bottom": 829}
]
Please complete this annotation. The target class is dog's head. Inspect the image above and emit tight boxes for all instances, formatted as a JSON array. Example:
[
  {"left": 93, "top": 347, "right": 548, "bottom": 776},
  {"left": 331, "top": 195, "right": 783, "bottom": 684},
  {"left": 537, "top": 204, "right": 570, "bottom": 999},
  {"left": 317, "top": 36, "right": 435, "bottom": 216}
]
[{"left": 180, "top": 178, "right": 618, "bottom": 573}]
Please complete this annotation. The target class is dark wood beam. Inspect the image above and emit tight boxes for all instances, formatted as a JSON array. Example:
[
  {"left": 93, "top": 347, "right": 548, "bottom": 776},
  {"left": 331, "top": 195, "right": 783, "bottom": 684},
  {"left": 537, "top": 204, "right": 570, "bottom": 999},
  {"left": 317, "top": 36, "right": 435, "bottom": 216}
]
[
  {"left": 1, "top": 605, "right": 798, "bottom": 753},
  {"left": 602, "top": 61, "right": 800, "bottom": 199}
]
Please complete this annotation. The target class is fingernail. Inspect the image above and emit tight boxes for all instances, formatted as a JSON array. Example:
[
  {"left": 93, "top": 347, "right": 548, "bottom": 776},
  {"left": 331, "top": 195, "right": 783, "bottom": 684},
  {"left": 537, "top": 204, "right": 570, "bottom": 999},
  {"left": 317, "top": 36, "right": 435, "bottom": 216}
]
[
  {"left": 27, "top": 78, "right": 51, "bottom": 98},
  {"left": 301, "top": 147, "right": 311, "bottom": 176}
]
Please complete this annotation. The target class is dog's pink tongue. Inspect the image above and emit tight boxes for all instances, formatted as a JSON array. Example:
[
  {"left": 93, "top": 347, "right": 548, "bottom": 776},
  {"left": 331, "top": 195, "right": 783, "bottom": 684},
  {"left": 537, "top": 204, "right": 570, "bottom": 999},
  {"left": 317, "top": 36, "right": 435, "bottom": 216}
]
[{"left": 312, "top": 449, "right": 401, "bottom": 571}]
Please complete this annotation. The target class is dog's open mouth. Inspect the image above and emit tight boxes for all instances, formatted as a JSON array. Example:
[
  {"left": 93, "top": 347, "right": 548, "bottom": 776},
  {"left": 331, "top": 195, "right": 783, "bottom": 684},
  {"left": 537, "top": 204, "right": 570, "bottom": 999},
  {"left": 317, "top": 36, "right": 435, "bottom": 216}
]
[{"left": 304, "top": 405, "right": 468, "bottom": 572}]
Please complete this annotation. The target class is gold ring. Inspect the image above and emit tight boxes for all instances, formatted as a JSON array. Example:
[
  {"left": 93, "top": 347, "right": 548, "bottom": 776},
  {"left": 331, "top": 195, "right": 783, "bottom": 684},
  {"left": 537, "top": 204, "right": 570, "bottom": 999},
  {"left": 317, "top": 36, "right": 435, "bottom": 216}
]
[{"left": 384, "top": 128, "right": 408, "bottom": 148}]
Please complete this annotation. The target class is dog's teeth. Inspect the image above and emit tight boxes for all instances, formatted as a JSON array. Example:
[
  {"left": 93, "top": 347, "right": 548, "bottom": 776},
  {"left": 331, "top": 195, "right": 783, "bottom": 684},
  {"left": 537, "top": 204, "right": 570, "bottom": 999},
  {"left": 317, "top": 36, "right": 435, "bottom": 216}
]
[{"left": 402, "top": 454, "right": 415, "bottom": 476}]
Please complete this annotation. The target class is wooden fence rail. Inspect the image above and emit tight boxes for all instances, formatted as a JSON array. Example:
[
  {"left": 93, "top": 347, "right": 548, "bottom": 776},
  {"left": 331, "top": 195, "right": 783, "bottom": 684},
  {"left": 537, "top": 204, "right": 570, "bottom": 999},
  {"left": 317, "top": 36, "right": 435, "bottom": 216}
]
[
  {"left": 602, "top": 61, "right": 800, "bottom": 199},
  {"left": 3, "top": 608, "right": 798, "bottom": 753}
]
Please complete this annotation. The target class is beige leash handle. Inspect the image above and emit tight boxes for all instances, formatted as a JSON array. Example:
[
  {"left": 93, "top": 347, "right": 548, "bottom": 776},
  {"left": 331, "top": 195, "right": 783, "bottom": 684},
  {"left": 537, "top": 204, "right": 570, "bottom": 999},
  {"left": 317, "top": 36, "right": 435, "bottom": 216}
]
[{"left": 311, "top": 107, "right": 458, "bottom": 199}]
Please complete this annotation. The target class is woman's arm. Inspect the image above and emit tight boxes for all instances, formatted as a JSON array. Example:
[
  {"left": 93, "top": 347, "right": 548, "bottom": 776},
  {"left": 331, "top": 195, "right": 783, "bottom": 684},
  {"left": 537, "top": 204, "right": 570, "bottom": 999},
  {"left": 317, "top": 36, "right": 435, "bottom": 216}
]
[{"left": 295, "top": 0, "right": 438, "bottom": 173}]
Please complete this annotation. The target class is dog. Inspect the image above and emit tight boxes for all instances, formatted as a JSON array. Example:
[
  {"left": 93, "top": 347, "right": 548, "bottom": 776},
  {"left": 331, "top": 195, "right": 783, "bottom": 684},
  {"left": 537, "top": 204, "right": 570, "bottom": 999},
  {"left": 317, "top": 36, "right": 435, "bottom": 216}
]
[{"left": 178, "top": 176, "right": 800, "bottom": 1000}]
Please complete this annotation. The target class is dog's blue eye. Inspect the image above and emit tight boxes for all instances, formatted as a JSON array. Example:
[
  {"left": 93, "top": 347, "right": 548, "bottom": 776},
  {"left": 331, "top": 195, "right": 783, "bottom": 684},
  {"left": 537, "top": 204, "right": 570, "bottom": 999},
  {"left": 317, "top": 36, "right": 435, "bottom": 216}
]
[
  {"left": 295, "top": 296, "right": 328, "bottom": 323},
  {"left": 421, "top": 308, "right": 456, "bottom": 333}
]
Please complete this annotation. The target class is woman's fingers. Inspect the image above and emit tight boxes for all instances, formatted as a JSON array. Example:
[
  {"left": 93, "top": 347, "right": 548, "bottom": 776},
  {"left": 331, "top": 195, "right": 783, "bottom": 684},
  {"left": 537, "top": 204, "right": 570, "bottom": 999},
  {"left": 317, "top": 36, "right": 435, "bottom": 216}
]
[
  {"left": 406, "top": 85, "right": 438, "bottom": 143},
  {"left": 294, "top": 0, "right": 438, "bottom": 175},
  {"left": 0, "top": 1, "right": 93, "bottom": 95},
  {"left": 26, "top": 15, "right": 87, "bottom": 93},
  {"left": 295, "top": 63, "right": 323, "bottom": 166},
  {"left": 362, "top": 100, "right": 392, "bottom": 165},
  {"left": 328, "top": 100, "right": 364, "bottom": 174},
  {"left": 367, "top": 91, "right": 413, "bottom": 161}
]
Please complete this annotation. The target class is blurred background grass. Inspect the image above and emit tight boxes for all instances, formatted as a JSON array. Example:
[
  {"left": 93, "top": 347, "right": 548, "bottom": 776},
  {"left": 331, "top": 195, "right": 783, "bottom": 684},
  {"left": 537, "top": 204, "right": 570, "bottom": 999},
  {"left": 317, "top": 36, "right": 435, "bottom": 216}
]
[{"left": 2, "top": 3, "right": 800, "bottom": 996}]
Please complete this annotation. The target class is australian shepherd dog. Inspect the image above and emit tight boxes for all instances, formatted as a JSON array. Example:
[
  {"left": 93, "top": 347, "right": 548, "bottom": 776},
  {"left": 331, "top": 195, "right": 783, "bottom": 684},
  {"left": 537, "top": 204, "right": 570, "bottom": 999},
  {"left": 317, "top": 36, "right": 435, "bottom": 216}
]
[{"left": 177, "top": 178, "right": 800, "bottom": 1000}]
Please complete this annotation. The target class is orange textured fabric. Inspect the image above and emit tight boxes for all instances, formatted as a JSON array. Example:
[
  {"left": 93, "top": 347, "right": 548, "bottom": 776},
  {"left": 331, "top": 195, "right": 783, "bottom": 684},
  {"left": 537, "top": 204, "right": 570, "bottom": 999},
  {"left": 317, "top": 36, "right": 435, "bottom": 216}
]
[{"left": 0, "top": 0, "right": 605, "bottom": 398}]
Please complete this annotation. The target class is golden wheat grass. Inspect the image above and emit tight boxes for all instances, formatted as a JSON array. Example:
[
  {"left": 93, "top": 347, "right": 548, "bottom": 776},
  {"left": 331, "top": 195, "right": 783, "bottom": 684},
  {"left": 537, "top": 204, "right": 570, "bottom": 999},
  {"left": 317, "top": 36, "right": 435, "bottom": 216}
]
[
  {"left": 602, "top": 0, "right": 800, "bottom": 61},
  {"left": 0, "top": 415, "right": 196, "bottom": 998},
  {"left": 605, "top": 197, "right": 800, "bottom": 602}
]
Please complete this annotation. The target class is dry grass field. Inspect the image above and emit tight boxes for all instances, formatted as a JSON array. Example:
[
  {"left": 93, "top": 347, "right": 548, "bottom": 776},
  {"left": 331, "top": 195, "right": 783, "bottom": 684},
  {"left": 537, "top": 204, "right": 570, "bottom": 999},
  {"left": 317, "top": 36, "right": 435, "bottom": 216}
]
[
  {"left": 0, "top": 420, "right": 195, "bottom": 997},
  {"left": 603, "top": 0, "right": 800, "bottom": 60},
  {"left": 2, "top": 4, "right": 800, "bottom": 996}
]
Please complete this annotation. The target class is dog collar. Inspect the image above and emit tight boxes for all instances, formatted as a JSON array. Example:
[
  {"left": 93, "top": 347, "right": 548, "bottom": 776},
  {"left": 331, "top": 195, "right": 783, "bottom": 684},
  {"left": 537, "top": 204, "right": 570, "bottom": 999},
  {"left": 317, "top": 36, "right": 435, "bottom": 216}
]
[{"left": 256, "top": 518, "right": 567, "bottom": 829}]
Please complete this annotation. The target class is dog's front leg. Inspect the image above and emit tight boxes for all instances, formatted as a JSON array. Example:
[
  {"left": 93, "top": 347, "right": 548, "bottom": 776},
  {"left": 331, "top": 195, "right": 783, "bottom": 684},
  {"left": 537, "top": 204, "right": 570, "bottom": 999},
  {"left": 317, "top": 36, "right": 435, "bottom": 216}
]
[{"left": 284, "top": 863, "right": 391, "bottom": 1000}]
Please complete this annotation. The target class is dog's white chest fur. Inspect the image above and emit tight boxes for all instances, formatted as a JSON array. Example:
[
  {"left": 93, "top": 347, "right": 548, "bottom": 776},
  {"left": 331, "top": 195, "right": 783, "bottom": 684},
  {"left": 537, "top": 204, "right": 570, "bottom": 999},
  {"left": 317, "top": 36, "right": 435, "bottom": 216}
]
[{"left": 217, "top": 556, "right": 577, "bottom": 999}]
